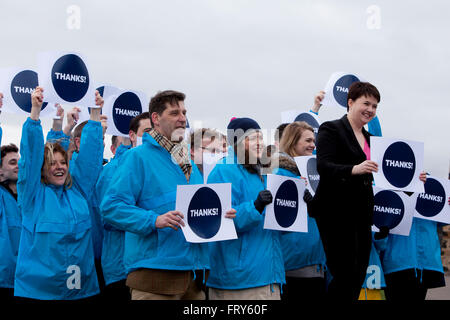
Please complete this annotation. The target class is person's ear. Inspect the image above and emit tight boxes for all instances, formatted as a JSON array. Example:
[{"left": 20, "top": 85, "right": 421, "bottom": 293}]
[
  {"left": 129, "top": 131, "right": 137, "bottom": 146},
  {"left": 347, "top": 99, "right": 354, "bottom": 110},
  {"left": 151, "top": 112, "right": 159, "bottom": 127},
  {"left": 74, "top": 137, "right": 81, "bottom": 151}
]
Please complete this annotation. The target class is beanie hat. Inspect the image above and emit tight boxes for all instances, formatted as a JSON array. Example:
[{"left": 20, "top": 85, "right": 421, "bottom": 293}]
[{"left": 227, "top": 117, "right": 261, "bottom": 146}]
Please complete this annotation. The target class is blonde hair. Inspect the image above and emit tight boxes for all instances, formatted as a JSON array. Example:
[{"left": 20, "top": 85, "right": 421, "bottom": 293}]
[
  {"left": 279, "top": 121, "right": 314, "bottom": 157},
  {"left": 41, "top": 142, "right": 73, "bottom": 188}
]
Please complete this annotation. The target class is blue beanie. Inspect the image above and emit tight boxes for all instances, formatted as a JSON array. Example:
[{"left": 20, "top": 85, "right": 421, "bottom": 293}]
[{"left": 227, "top": 117, "right": 261, "bottom": 146}]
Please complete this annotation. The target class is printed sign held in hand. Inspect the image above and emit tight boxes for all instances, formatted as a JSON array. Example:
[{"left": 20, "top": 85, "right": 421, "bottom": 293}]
[
  {"left": 264, "top": 174, "right": 308, "bottom": 232},
  {"left": 176, "top": 183, "right": 237, "bottom": 243}
]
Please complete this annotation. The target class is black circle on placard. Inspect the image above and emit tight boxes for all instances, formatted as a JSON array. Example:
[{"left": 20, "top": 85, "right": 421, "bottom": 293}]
[
  {"left": 51, "top": 54, "right": 90, "bottom": 102},
  {"left": 10, "top": 70, "right": 48, "bottom": 112},
  {"left": 415, "top": 178, "right": 446, "bottom": 217},
  {"left": 382, "top": 141, "right": 416, "bottom": 188},
  {"left": 333, "top": 74, "right": 360, "bottom": 108},
  {"left": 373, "top": 190, "right": 405, "bottom": 229},
  {"left": 187, "top": 187, "right": 222, "bottom": 239},
  {"left": 306, "top": 157, "right": 319, "bottom": 193},
  {"left": 294, "top": 112, "right": 320, "bottom": 136},
  {"left": 274, "top": 180, "right": 299, "bottom": 228},
  {"left": 112, "top": 92, "right": 142, "bottom": 135}
]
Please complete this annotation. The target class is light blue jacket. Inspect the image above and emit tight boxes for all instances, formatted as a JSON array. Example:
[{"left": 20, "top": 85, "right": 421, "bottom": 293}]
[
  {"left": 96, "top": 143, "right": 130, "bottom": 285},
  {"left": 272, "top": 167, "right": 326, "bottom": 272},
  {"left": 14, "top": 118, "right": 103, "bottom": 300},
  {"left": 70, "top": 152, "right": 104, "bottom": 261},
  {"left": 206, "top": 151, "right": 285, "bottom": 290},
  {"left": 0, "top": 127, "right": 22, "bottom": 288},
  {"left": 375, "top": 217, "right": 444, "bottom": 276},
  {"left": 100, "top": 133, "right": 209, "bottom": 274},
  {"left": 46, "top": 129, "right": 71, "bottom": 151}
]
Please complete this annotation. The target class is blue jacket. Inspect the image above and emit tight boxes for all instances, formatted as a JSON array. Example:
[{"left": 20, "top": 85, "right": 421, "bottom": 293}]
[
  {"left": 46, "top": 129, "right": 104, "bottom": 260},
  {"left": 375, "top": 217, "right": 444, "bottom": 276},
  {"left": 70, "top": 152, "right": 104, "bottom": 261},
  {"left": 46, "top": 129, "right": 71, "bottom": 151},
  {"left": 100, "top": 133, "right": 209, "bottom": 274},
  {"left": 272, "top": 167, "right": 326, "bottom": 272},
  {"left": 96, "top": 143, "right": 130, "bottom": 285},
  {"left": 14, "top": 118, "right": 103, "bottom": 300},
  {"left": 206, "top": 151, "right": 285, "bottom": 290},
  {"left": 0, "top": 127, "right": 22, "bottom": 288}
]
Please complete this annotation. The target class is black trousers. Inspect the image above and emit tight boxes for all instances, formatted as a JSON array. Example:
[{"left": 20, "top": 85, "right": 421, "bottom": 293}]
[
  {"left": 0, "top": 288, "right": 15, "bottom": 302},
  {"left": 384, "top": 269, "right": 445, "bottom": 301},
  {"left": 103, "top": 279, "right": 131, "bottom": 301},
  {"left": 281, "top": 276, "right": 326, "bottom": 301},
  {"left": 315, "top": 214, "right": 372, "bottom": 301}
]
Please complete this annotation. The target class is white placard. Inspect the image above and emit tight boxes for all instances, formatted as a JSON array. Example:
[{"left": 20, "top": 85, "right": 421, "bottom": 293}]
[
  {"left": 0, "top": 67, "right": 56, "bottom": 117},
  {"left": 103, "top": 89, "right": 149, "bottom": 137},
  {"left": 37, "top": 51, "right": 96, "bottom": 107},
  {"left": 202, "top": 152, "right": 227, "bottom": 183},
  {"left": 294, "top": 155, "right": 319, "bottom": 196},
  {"left": 414, "top": 176, "right": 450, "bottom": 224},
  {"left": 321, "top": 72, "right": 365, "bottom": 109},
  {"left": 372, "top": 187, "right": 414, "bottom": 236},
  {"left": 370, "top": 137, "right": 425, "bottom": 193},
  {"left": 77, "top": 85, "right": 122, "bottom": 124},
  {"left": 281, "top": 110, "right": 321, "bottom": 137},
  {"left": 264, "top": 174, "right": 308, "bottom": 232},
  {"left": 176, "top": 183, "right": 237, "bottom": 243}
]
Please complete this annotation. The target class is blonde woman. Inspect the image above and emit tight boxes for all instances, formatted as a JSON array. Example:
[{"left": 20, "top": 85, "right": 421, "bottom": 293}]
[
  {"left": 274, "top": 121, "right": 326, "bottom": 301},
  {"left": 14, "top": 87, "right": 104, "bottom": 300}
]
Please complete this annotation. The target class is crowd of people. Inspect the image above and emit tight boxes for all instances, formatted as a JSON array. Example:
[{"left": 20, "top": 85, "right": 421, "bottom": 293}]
[{"left": 0, "top": 81, "right": 449, "bottom": 302}]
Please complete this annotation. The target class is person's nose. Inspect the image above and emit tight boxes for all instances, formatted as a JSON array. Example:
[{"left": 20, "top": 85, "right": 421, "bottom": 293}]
[{"left": 179, "top": 113, "right": 186, "bottom": 124}]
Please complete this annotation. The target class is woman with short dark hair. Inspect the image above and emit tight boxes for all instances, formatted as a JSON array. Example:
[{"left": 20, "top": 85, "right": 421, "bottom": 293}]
[{"left": 312, "top": 81, "right": 381, "bottom": 300}]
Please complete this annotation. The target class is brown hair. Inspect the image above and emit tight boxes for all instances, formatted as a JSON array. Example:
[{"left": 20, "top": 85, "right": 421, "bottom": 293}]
[
  {"left": 129, "top": 112, "right": 150, "bottom": 133},
  {"left": 41, "top": 142, "right": 72, "bottom": 188},
  {"left": 347, "top": 82, "right": 380, "bottom": 111},
  {"left": 149, "top": 90, "right": 186, "bottom": 126},
  {"left": 1, "top": 143, "right": 19, "bottom": 164},
  {"left": 279, "top": 121, "right": 314, "bottom": 157}
]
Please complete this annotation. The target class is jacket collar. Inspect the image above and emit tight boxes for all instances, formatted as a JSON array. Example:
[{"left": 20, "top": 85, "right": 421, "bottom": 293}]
[{"left": 341, "top": 114, "right": 371, "bottom": 159}]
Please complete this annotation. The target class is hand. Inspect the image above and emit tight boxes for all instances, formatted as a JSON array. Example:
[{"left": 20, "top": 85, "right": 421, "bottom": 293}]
[
  {"left": 419, "top": 171, "right": 427, "bottom": 183},
  {"left": 90, "top": 90, "right": 104, "bottom": 122},
  {"left": 66, "top": 107, "right": 81, "bottom": 127},
  {"left": 254, "top": 190, "right": 273, "bottom": 214},
  {"left": 52, "top": 104, "right": 64, "bottom": 131},
  {"left": 303, "top": 189, "right": 314, "bottom": 204},
  {"left": 351, "top": 160, "right": 378, "bottom": 175},
  {"left": 311, "top": 90, "right": 325, "bottom": 113},
  {"left": 30, "top": 87, "right": 44, "bottom": 120},
  {"left": 55, "top": 103, "right": 64, "bottom": 119},
  {"left": 225, "top": 208, "right": 236, "bottom": 219},
  {"left": 374, "top": 226, "right": 390, "bottom": 240},
  {"left": 64, "top": 107, "right": 81, "bottom": 136},
  {"left": 155, "top": 211, "right": 185, "bottom": 231}
]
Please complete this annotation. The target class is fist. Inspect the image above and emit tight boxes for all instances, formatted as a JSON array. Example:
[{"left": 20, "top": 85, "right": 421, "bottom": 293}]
[{"left": 31, "top": 87, "right": 44, "bottom": 108}]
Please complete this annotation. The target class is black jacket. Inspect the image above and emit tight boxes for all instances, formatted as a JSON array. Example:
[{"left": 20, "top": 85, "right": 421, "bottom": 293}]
[{"left": 311, "top": 115, "right": 374, "bottom": 224}]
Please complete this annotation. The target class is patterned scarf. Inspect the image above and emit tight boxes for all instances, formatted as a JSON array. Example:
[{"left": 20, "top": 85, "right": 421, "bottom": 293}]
[{"left": 149, "top": 128, "right": 192, "bottom": 182}]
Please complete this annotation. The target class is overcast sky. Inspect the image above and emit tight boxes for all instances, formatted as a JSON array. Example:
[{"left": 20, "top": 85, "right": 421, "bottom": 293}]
[{"left": 0, "top": 0, "right": 449, "bottom": 177}]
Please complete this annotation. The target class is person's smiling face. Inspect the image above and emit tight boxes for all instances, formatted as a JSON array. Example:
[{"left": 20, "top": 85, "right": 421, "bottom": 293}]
[{"left": 348, "top": 95, "right": 378, "bottom": 126}]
